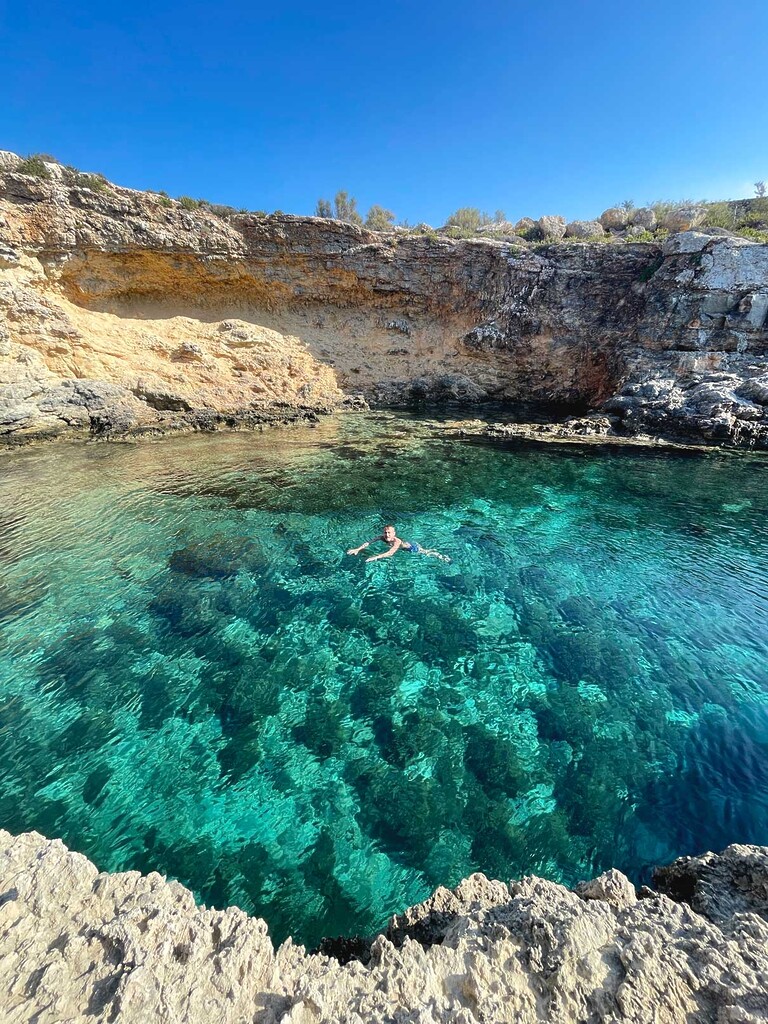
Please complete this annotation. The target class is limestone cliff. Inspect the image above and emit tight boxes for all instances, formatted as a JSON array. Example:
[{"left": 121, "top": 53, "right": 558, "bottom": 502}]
[
  {"left": 1, "top": 152, "right": 767, "bottom": 445},
  {"left": 2, "top": 831, "right": 767, "bottom": 1023}
]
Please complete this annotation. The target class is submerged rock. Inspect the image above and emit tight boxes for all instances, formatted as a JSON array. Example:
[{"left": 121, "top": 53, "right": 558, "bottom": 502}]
[{"left": 1, "top": 831, "right": 768, "bottom": 1022}]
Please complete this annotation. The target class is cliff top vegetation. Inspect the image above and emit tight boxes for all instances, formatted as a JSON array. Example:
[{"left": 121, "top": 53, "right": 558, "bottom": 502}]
[{"left": 6, "top": 151, "right": 768, "bottom": 246}]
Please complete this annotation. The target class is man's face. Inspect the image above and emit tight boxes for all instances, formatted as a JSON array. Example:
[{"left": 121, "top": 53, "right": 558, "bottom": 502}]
[{"left": 383, "top": 526, "right": 396, "bottom": 543}]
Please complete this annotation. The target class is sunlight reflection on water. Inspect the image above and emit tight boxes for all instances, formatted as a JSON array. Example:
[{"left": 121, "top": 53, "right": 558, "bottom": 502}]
[{"left": 1, "top": 412, "right": 767, "bottom": 946}]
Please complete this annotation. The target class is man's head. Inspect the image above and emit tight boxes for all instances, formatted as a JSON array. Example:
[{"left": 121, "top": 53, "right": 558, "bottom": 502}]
[{"left": 383, "top": 525, "right": 396, "bottom": 543}]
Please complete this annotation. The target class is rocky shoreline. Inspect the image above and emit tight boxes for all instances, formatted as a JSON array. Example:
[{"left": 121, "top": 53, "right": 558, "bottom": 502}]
[
  {"left": 1, "top": 830, "right": 767, "bottom": 1023},
  {"left": 451, "top": 414, "right": 721, "bottom": 451},
  {"left": 2, "top": 152, "right": 767, "bottom": 449}
]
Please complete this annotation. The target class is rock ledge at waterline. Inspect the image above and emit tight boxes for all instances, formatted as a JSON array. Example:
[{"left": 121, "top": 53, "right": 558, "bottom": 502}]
[
  {"left": 1, "top": 152, "right": 767, "bottom": 447},
  {"left": 2, "top": 831, "right": 768, "bottom": 1023}
]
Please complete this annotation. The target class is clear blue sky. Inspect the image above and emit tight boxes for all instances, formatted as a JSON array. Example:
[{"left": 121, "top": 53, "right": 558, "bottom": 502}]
[{"left": 2, "top": 0, "right": 766, "bottom": 224}]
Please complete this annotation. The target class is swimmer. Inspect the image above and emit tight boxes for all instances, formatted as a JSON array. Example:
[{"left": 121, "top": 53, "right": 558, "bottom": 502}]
[{"left": 346, "top": 524, "right": 451, "bottom": 563}]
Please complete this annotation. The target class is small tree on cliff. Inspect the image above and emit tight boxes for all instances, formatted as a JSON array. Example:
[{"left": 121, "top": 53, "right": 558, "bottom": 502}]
[
  {"left": 365, "top": 205, "right": 396, "bottom": 231},
  {"left": 444, "top": 207, "right": 493, "bottom": 232},
  {"left": 756, "top": 181, "right": 767, "bottom": 198},
  {"left": 333, "top": 191, "right": 363, "bottom": 225},
  {"left": 315, "top": 191, "right": 363, "bottom": 224}
]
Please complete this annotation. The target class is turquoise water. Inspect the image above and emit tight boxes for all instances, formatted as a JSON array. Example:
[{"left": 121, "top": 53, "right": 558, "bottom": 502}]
[{"left": 1, "top": 412, "right": 767, "bottom": 947}]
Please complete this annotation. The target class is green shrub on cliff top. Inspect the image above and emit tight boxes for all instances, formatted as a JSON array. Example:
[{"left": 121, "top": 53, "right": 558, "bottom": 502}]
[
  {"left": 738, "top": 226, "right": 768, "bottom": 243},
  {"left": 442, "top": 225, "right": 479, "bottom": 239},
  {"left": 76, "top": 172, "right": 110, "bottom": 193},
  {"left": 444, "top": 207, "right": 494, "bottom": 232},
  {"left": 365, "top": 205, "right": 396, "bottom": 231},
  {"left": 316, "top": 192, "right": 395, "bottom": 228},
  {"left": 314, "top": 191, "right": 364, "bottom": 225},
  {"left": 17, "top": 155, "right": 53, "bottom": 178},
  {"left": 701, "top": 202, "right": 737, "bottom": 230},
  {"left": 742, "top": 197, "right": 768, "bottom": 226},
  {"left": 178, "top": 195, "right": 205, "bottom": 210},
  {"left": 208, "top": 203, "right": 238, "bottom": 218},
  {"left": 333, "top": 191, "right": 363, "bottom": 225}
]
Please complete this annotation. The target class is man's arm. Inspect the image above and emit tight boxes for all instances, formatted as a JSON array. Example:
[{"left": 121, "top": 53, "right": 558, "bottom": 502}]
[
  {"left": 347, "top": 537, "right": 379, "bottom": 556},
  {"left": 365, "top": 542, "right": 400, "bottom": 562}
]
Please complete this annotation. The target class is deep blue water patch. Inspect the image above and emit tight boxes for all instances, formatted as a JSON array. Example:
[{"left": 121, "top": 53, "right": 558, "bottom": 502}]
[{"left": 1, "top": 412, "right": 767, "bottom": 947}]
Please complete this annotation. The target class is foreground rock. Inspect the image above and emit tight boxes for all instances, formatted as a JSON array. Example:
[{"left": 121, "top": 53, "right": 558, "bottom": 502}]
[
  {"left": 2, "top": 831, "right": 768, "bottom": 1023},
  {"left": 1, "top": 155, "right": 767, "bottom": 446}
]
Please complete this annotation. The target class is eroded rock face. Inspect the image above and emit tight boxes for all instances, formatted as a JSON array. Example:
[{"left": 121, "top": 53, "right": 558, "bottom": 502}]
[
  {"left": 1, "top": 156, "right": 767, "bottom": 446},
  {"left": 2, "top": 831, "right": 768, "bottom": 1023},
  {"left": 602, "top": 236, "right": 768, "bottom": 445}
]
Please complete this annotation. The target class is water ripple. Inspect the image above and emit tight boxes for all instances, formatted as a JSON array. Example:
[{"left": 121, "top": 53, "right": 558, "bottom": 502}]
[{"left": 0, "top": 415, "right": 767, "bottom": 945}]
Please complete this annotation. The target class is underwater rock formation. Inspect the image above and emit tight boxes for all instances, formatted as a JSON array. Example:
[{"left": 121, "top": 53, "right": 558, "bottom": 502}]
[
  {"left": 2, "top": 830, "right": 768, "bottom": 1023},
  {"left": 1, "top": 152, "right": 767, "bottom": 445}
]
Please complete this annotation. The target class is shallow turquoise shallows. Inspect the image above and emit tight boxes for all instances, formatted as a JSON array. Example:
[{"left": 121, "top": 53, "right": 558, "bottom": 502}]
[{"left": 1, "top": 412, "right": 767, "bottom": 947}]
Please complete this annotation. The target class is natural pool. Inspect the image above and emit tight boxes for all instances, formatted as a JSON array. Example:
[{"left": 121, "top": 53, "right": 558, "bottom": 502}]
[{"left": 1, "top": 412, "right": 767, "bottom": 948}]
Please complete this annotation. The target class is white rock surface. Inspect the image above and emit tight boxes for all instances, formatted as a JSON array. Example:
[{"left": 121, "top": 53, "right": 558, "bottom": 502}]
[
  {"left": 629, "top": 206, "right": 657, "bottom": 230},
  {"left": 536, "top": 215, "right": 567, "bottom": 240},
  {"left": 0, "top": 151, "right": 21, "bottom": 172},
  {"left": 514, "top": 216, "right": 536, "bottom": 235},
  {"left": 599, "top": 207, "right": 630, "bottom": 230},
  {"left": 565, "top": 219, "right": 605, "bottom": 239},
  {"left": 2, "top": 831, "right": 768, "bottom": 1023},
  {"left": 662, "top": 230, "right": 719, "bottom": 255},
  {"left": 662, "top": 205, "right": 707, "bottom": 232},
  {"left": 698, "top": 237, "right": 768, "bottom": 290}
]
